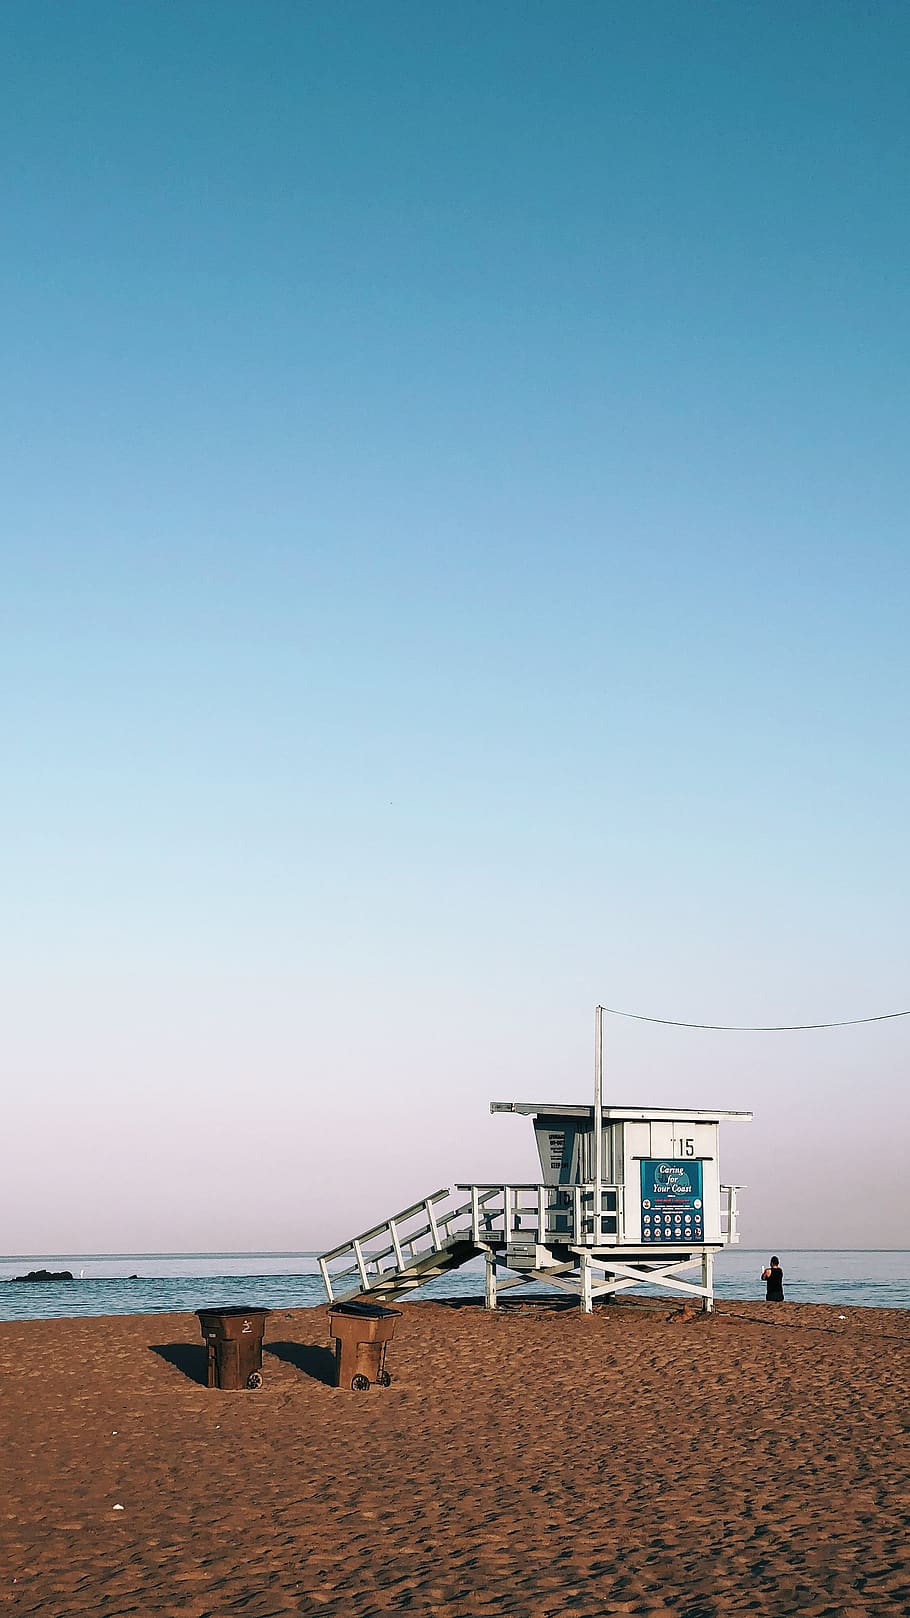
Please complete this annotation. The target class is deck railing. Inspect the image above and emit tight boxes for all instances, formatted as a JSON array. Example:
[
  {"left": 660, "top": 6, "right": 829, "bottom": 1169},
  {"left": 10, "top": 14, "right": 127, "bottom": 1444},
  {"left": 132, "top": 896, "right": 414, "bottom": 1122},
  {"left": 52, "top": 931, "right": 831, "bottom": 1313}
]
[
  {"left": 458, "top": 1182, "right": 624, "bottom": 1247},
  {"left": 319, "top": 1177, "right": 743, "bottom": 1300},
  {"left": 720, "top": 1182, "right": 742, "bottom": 1244}
]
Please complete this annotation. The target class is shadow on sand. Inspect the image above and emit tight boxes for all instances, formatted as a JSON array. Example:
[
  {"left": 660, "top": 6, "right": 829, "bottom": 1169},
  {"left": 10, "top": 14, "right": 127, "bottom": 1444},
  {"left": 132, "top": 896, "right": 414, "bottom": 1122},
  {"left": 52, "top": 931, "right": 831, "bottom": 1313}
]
[
  {"left": 430, "top": 1293, "right": 577, "bottom": 1312},
  {"left": 150, "top": 1342, "right": 209, "bottom": 1386},
  {"left": 265, "top": 1341, "right": 336, "bottom": 1386}
]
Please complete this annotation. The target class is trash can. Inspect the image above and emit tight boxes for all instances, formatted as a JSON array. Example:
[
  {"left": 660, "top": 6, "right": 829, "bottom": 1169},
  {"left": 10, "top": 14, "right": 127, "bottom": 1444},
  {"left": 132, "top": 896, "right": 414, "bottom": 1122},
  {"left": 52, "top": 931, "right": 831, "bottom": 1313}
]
[
  {"left": 328, "top": 1299, "right": 401, "bottom": 1391},
  {"left": 196, "top": 1306, "right": 271, "bottom": 1390}
]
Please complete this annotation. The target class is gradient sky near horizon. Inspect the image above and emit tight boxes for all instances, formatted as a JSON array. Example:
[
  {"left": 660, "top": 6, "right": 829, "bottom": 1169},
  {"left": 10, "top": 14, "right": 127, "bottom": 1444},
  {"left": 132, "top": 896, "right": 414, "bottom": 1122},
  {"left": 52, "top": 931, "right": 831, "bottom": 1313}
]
[{"left": 2, "top": 3, "right": 908, "bottom": 1255}]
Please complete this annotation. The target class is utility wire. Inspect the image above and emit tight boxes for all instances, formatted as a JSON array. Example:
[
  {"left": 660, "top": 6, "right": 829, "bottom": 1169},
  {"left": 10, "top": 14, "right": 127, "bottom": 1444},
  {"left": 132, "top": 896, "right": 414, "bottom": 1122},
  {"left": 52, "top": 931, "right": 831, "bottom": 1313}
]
[{"left": 602, "top": 1005, "right": 910, "bottom": 1032}]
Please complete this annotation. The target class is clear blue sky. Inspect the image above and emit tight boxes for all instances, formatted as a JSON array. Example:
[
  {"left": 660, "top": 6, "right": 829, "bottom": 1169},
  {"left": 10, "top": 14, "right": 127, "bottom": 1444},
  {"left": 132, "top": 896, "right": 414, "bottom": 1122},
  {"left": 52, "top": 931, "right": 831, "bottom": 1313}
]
[{"left": 2, "top": 3, "right": 908, "bottom": 1251}]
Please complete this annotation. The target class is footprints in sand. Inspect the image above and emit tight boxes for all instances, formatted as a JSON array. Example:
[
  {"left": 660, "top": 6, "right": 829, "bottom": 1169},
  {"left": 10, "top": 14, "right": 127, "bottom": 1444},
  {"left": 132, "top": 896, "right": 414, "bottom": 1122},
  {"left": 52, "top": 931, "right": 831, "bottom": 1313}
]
[{"left": 0, "top": 1301, "right": 907, "bottom": 1616}]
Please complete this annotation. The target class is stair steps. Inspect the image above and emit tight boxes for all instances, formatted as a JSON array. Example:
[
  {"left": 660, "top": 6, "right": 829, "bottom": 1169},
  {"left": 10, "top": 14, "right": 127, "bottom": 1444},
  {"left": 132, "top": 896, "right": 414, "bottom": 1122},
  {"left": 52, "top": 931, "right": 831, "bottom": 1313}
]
[{"left": 318, "top": 1192, "right": 483, "bottom": 1303}]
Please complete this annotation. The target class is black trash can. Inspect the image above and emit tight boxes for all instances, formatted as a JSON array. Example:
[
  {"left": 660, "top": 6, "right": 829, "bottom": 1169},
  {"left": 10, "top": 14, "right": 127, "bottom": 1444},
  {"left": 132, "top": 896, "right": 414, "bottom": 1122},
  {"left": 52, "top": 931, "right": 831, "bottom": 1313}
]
[
  {"left": 196, "top": 1306, "right": 271, "bottom": 1390},
  {"left": 328, "top": 1300, "right": 401, "bottom": 1390}
]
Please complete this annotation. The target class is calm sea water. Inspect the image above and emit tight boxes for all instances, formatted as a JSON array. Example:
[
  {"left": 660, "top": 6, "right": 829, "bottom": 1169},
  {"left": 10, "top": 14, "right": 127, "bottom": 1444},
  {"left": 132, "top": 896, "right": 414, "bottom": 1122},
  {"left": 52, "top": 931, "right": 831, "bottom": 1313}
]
[{"left": 0, "top": 1250, "right": 907, "bottom": 1323}]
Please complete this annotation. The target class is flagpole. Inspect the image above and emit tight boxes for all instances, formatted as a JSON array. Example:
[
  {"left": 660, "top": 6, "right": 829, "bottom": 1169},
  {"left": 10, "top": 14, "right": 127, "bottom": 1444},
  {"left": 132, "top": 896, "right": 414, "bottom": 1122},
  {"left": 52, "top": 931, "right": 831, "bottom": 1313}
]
[{"left": 593, "top": 1004, "right": 603, "bottom": 1242}]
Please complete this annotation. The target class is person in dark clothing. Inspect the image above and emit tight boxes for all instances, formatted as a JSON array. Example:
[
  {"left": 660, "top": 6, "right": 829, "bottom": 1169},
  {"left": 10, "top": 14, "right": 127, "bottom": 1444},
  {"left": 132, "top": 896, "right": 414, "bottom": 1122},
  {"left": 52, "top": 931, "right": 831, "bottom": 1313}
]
[{"left": 762, "top": 1256, "right": 785, "bottom": 1301}]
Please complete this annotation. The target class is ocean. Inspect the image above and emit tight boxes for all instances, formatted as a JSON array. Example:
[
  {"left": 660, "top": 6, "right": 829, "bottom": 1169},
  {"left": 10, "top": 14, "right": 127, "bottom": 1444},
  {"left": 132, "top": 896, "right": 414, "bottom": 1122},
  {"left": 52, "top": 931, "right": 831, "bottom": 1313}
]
[{"left": 1, "top": 1249, "right": 907, "bottom": 1322}]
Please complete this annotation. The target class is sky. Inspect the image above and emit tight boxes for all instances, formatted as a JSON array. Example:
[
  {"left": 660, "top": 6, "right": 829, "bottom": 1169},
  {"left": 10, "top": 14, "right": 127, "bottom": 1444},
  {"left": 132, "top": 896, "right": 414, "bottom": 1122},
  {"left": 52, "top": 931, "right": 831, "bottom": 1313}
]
[{"left": 2, "top": 3, "right": 908, "bottom": 1255}]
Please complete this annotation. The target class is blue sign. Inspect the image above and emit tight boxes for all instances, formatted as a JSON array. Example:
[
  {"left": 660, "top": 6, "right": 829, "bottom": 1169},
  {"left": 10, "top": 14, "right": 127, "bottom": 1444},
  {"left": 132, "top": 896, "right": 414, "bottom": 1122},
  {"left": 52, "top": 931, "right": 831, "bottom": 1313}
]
[{"left": 640, "top": 1160, "right": 704, "bottom": 1244}]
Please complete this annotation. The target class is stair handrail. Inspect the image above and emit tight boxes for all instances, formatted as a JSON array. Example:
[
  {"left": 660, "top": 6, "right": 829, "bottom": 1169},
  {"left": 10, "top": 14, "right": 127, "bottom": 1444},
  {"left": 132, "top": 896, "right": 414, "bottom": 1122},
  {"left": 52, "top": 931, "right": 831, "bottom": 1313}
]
[
  {"left": 318, "top": 1186, "right": 482, "bottom": 1302},
  {"left": 319, "top": 1187, "right": 452, "bottom": 1264}
]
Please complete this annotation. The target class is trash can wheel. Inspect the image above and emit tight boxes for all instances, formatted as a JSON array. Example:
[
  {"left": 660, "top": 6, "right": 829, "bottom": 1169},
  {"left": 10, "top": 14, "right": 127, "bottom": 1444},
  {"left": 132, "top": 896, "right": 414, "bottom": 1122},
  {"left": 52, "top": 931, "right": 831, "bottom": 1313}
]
[
  {"left": 378, "top": 1370, "right": 392, "bottom": 1387},
  {"left": 247, "top": 1372, "right": 263, "bottom": 1390},
  {"left": 351, "top": 1374, "right": 371, "bottom": 1391}
]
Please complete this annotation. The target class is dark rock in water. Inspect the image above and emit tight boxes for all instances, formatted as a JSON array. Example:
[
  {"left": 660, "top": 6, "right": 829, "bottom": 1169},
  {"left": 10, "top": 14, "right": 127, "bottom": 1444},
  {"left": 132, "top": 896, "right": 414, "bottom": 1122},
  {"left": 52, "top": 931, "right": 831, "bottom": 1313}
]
[
  {"left": 128, "top": 1274, "right": 139, "bottom": 1280},
  {"left": 10, "top": 1268, "right": 75, "bottom": 1283}
]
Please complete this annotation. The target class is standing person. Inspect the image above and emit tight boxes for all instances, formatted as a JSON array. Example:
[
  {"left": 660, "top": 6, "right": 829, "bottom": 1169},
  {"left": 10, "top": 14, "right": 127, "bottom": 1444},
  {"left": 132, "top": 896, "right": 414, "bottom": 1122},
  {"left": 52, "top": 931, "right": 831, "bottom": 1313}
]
[{"left": 762, "top": 1256, "right": 785, "bottom": 1301}]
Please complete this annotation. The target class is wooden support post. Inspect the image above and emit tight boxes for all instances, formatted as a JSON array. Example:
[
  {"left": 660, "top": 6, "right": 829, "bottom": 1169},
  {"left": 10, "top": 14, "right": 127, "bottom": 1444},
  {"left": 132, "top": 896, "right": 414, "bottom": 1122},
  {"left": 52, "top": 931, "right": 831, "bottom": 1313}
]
[
  {"left": 701, "top": 1249, "right": 714, "bottom": 1312},
  {"left": 484, "top": 1250, "right": 498, "bottom": 1311},
  {"left": 580, "top": 1250, "right": 593, "bottom": 1314}
]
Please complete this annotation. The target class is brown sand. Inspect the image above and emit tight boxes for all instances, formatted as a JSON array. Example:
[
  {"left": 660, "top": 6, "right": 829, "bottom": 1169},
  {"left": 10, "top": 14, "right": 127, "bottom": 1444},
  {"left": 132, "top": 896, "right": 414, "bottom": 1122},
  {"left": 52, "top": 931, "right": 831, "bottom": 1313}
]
[{"left": 1, "top": 1297, "right": 907, "bottom": 1617}]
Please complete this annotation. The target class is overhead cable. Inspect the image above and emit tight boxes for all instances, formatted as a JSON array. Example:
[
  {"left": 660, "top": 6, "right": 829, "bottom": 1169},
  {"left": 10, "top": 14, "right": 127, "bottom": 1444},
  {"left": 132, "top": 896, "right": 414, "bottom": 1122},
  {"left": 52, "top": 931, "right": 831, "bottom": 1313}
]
[{"left": 602, "top": 1005, "right": 910, "bottom": 1032}]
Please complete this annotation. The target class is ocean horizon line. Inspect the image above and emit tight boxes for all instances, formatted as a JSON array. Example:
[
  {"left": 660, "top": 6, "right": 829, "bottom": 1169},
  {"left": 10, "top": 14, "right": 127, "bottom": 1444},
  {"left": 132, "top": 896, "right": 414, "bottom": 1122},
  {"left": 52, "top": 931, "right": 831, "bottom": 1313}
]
[
  {"left": 3, "top": 1246, "right": 909, "bottom": 1261},
  {"left": 1, "top": 1250, "right": 323, "bottom": 1262}
]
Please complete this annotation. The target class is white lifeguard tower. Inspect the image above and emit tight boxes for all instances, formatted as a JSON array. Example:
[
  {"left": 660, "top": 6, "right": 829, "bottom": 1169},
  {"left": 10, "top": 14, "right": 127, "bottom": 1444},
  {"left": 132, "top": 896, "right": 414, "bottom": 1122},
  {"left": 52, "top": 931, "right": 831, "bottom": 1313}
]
[{"left": 319, "top": 1015, "right": 751, "bottom": 1312}]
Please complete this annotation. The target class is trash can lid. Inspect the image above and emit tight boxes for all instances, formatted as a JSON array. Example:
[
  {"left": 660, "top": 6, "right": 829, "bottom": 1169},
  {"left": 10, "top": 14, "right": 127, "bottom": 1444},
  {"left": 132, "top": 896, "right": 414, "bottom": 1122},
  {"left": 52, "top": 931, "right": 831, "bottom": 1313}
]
[
  {"left": 328, "top": 1300, "right": 402, "bottom": 1319},
  {"left": 195, "top": 1305, "right": 272, "bottom": 1318}
]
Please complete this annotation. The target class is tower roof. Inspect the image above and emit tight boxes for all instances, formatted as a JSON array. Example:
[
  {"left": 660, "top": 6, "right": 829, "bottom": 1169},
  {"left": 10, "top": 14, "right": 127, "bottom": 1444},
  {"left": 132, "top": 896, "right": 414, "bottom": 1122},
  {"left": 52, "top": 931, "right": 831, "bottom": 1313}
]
[{"left": 490, "top": 1101, "right": 752, "bottom": 1122}]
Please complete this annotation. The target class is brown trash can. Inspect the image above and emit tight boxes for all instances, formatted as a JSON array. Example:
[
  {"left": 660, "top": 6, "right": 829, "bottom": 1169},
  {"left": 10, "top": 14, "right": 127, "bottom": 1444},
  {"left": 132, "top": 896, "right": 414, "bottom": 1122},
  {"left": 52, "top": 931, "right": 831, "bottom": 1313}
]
[
  {"left": 196, "top": 1306, "right": 271, "bottom": 1390},
  {"left": 328, "top": 1300, "right": 401, "bottom": 1390}
]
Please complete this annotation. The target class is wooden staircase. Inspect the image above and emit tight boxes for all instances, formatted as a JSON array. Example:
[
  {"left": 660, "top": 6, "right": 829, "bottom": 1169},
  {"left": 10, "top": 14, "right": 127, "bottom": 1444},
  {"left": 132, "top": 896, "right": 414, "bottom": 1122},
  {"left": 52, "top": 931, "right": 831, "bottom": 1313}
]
[
  {"left": 368, "top": 1237, "right": 479, "bottom": 1300},
  {"left": 318, "top": 1188, "right": 482, "bottom": 1304}
]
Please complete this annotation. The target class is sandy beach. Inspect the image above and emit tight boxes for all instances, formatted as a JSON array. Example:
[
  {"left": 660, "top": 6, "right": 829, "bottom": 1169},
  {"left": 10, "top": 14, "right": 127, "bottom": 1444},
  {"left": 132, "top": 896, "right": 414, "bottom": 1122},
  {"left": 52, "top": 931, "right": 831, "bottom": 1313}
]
[{"left": 1, "top": 1297, "right": 907, "bottom": 1617}]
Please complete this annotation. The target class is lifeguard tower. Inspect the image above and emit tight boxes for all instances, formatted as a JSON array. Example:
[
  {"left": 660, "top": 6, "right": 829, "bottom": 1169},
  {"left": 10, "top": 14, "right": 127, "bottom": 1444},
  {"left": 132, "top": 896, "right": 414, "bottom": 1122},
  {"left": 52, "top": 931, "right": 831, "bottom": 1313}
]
[{"left": 319, "top": 1015, "right": 751, "bottom": 1312}]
